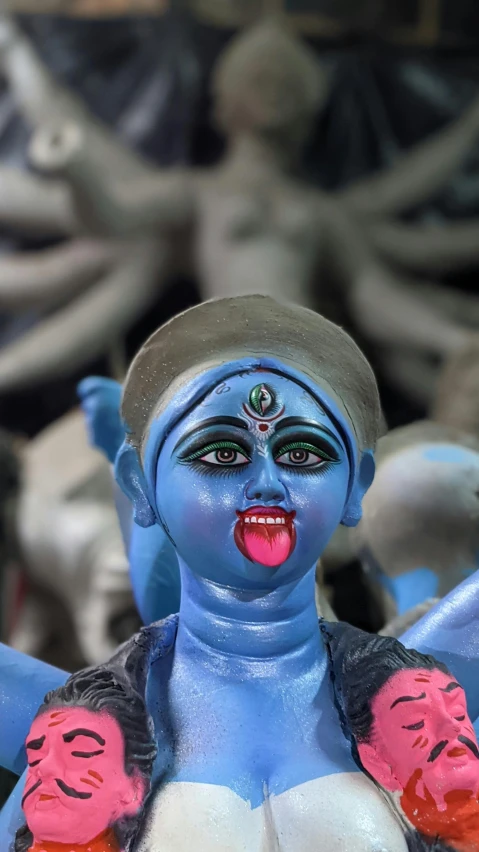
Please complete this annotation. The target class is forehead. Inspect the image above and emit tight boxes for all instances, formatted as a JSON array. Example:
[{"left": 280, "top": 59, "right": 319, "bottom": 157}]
[
  {"left": 374, "top": 668, "right": 459, "bottom": 709},
  {"left": 167, "top": 371, "right": 345, "bottom": 442},
  {"left": 29, "top": 706, "right": 123, "bottom": 742}
]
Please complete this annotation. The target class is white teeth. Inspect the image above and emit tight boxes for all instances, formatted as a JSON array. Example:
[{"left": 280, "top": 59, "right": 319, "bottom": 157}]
[{"left": 243, "top": 515, "right": 287, "bottom": 525}]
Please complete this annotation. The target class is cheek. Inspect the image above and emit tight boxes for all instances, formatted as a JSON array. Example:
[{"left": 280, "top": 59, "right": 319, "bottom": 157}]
[
  {"left": 290, "top": 468, "right": 349, "bottom": 529},
  {"left": 157, "top": 467, "right": 244, "bottom": 533}
]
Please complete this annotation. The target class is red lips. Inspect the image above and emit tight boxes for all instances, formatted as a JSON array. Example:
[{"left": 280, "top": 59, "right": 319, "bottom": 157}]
[{"left": 234, "top": 506, "right": 296, "bottom": 568}]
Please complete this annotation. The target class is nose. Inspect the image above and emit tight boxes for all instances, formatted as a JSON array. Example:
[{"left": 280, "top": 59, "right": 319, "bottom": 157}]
[
  {"left": 33, "top": 748, "right": 55, "bottom": 779},
  {"left": 245, "top": 457, "right": 286, "bottom": 504},
  {"left": 437, "top": 708, "right": 463, "bottom": 740}
]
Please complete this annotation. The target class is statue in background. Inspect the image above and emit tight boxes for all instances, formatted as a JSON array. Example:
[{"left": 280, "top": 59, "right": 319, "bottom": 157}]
[{"left": 0, "top": 15, "right": 478, "bottom": 402}]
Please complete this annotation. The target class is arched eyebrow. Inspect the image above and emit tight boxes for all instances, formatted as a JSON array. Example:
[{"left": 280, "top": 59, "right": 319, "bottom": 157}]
[
  {"left": 62, "top": 729, "right": 106, "bottom": 746},
  {"left": 173, "top": 417, "right": 248, "bottom": 453},
  {"left": 439, "top": 682, "right": 462, "bottom": 693},
  {"left": 26, "top": 735, "right": 46, "bottom": 750},
  {"left": 390, "top": 692, "right": 426, "bottom": 709},
  {"left": 273, "top": 418, "right": 340, "bottom": 443}
]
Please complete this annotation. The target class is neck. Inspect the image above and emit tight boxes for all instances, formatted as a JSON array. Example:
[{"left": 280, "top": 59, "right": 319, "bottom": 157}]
[
  {"left": 176, "top": 561, "right": 323, "bottom": 677},
  {"left": 225, "top": 132, "right": 294, "bottom": 177}
]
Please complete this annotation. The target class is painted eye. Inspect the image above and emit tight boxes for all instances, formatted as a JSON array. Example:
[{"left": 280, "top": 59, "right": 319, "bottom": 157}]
[
  {"left": 455, "top": 715, "right": 466, "bottom": 722},
  {"left": 402, "top": 721, "right": 425, "bottom": 731},
  {"left": 276, "top": 448, "right": 326, "bottom": 467},
  {"left": 200, "top": 447, "right": 250, "bottom": 466}
]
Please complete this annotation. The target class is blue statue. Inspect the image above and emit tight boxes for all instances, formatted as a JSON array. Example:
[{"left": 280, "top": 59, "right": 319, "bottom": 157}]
[
  {"left": 77, "top": 374, "right": 181, "bottom": 627},
  {"left": 2, "top": 295, "right": 479, "bottom": 851}
]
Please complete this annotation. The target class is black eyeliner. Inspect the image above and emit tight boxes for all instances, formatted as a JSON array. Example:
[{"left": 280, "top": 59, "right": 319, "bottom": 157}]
[
  {"left": 177, "top": 429, "right": 252, "bottom": 461},
  {"left": 271, "top": 430, "right": 340, "bottom": 461}
]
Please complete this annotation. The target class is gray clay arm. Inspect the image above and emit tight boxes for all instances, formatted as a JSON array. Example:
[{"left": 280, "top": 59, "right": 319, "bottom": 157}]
[
  {"left": 339, "top": 96, "right": 479, "bottom": 217},
  {"left": 0, "top": 239, "right": 118, "bottom": 310},
  {"left": 30, "top": 122, "right": 193, "bottom": 238},
  {"left": 369, "top": 220, "right": 479, "bottom": 275},
  {"left": 324, "top": 202, "right": 469, "bottom": 358},
  {"left": 0, "top": 12, "right": 152, "bottom": 183},
  {"left": 0, "top": 239, "right": 167, "bottom": 391},
  {"left": 0, "top": 167, "right": 77, "bottom": 235}
]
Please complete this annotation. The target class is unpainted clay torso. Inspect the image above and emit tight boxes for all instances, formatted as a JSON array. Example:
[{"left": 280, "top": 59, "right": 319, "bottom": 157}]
[{"left": 194, "top": 169, "right": 322, "bottom": 303}]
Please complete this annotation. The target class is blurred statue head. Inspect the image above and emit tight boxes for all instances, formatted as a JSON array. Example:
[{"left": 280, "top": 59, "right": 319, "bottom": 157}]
[{"left": 213, "top": 18, "right": 327, "bottom": 155}]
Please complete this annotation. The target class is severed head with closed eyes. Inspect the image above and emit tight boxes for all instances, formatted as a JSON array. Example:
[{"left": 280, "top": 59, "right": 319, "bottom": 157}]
[
  {"left": 17, "top": 668, "right": 156, "bottom": 851},
  {"left": 324, "top": 624, "right": 479, "bottom": 810}
]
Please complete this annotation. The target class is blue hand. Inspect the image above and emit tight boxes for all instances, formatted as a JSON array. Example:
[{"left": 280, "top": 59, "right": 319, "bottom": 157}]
[{"left": 77, "top": 375, "right": 124, "bottom": 464}]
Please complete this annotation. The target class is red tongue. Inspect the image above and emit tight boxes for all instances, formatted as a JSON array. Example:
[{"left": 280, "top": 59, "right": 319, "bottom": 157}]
[{"left": 243, "top": 525, "right": 293, "bottom": 567}]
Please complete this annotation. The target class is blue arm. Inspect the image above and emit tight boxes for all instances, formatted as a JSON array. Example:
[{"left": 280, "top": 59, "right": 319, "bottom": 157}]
[
  {"left": 78, "top": 374, "right": 181, "bottom": 624},
  {"left": 401, "top": 570, "right": 479, "bottom": 721},
  {"left": 0, "top": 646, "right": 67, "bottom": 775},
  {"left": 77, "top": 376, "right": 124, "bottom": 464},
  {"left": 0, "top": 771, "right": 27, "bottom": 846}
]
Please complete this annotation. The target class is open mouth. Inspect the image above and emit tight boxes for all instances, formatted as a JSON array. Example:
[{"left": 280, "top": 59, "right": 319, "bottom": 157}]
[{"left": 235, "top": 506, "right": 296, "bottom": 567}]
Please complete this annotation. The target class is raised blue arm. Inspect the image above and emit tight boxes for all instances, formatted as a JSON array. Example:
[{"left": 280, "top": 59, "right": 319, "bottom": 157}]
[
  {"left": 0, "top": 645, "right": 67, "bottom": 775},
  {"left": 401, "top": 569, "right": 479, "bottom": 721},
  {"left": 78, "top": 375, "right": 181, "bottom": 623}
]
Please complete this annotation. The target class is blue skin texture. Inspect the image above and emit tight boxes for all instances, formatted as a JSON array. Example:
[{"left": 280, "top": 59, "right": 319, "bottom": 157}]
[
  {"left": 377, "top": 566, "right": 439, "bottom": 615},
  {"left": 134, "top": 368, "right": 370, "bottom": 801},
  {"left": 3, "top": 363, "right": 479, "bottom": 836},
  {"left": 77, "top": 375, "right": 181, "bottom": 624}
]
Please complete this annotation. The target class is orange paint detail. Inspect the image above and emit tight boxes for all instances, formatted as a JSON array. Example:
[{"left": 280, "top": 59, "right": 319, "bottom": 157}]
[
  {"left": 30, "top": 827, "right": 120, "bottom": 851},
  {"left": 80, "top": 777, "right": 100, "bottom": 788},
  {"left": 401, "top": 770, "right": 479, "bottom": 852},
  {"left": 412, "top": 736, "right": 422, "bottom": 748},
  {"left": 420, "top": 738, "right": 429, "bottom": 749},
  {"left": 88, "top": 770, "right": 104, "bottom": 783}
]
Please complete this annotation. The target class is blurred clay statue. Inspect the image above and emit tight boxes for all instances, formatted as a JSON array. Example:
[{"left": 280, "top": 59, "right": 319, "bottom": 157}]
[
  {"left": 352, "top": 420, "right": 479, "bottom": 624},
  {"left": 11, "top": 408, "right": 141, "bottom": 668},
  {"left": 0, "top": 16, "right": 478, "bottom": 400},
  {"left": 433, "top": 335, "right": 479, "bottom": 437}
]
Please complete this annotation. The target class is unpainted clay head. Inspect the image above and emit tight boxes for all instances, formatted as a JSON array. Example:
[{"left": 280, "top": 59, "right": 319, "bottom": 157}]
[
  {"left": 353, "top": 421, "right": 479, "bottom": 598},
  {"left": 213, "top": 18, "right": 327, "bottom": 149}
]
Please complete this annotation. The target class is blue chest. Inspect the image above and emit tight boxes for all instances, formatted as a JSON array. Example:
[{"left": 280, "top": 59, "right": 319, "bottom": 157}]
[{"left": 145, "top": 643, "right": 359, "bottom": 807}]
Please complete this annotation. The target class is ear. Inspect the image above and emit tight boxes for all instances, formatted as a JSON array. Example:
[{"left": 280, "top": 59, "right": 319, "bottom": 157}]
[
  {"left": 115, "top": 771, "right": 147, "bottom": 818},
  {"left": 341, "top": 450, "right": 375, "bottom": 528},
  {"left": 357, "top": 742, "right": 402, "bottom": 792},
  {"left": 115, "top": 442, "right": 156, "bottom": 528}
]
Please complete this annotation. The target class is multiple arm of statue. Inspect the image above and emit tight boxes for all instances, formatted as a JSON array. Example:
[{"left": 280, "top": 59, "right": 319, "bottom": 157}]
[
  {"left": 0, "top": 13, "right": 477, "bottom": 407},
  {"left": 0, "top": 14, "right": 172, "bottom": 392}
]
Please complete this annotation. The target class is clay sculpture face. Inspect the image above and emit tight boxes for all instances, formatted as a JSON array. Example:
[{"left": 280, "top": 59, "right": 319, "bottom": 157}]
[
  {"left": 358, "top": 667, "right": 479, "bottom": 805},
  {"left": 154, "top": 372, "right": 351, "bottom": 589},
  {"left": 23, "top": 706, "right": 141, "bottom": 844},
  {"left": 17, "top": 668, "right": 155, "bottom": 850}
]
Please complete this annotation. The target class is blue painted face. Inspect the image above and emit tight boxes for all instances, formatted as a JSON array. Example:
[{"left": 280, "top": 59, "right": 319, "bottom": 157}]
[{"left": 153, "top": 371, "right": 351, "bottom": 589}]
